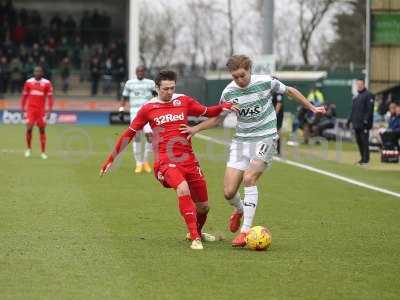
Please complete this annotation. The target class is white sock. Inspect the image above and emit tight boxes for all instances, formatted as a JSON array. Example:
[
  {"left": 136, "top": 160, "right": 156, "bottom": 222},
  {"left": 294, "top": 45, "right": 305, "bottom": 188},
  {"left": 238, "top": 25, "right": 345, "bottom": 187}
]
[
  {"left": 226, "top": 192, "right": 243, "bottom": 213},
  {"left": 133, "top": 141, "right": 143, "bottom": 164},
  {"left": 241, "top": 186, "right": 258, "bottom": 233},
  {"left": 143, "top": 141, "right": 152, "bottom": 162}
]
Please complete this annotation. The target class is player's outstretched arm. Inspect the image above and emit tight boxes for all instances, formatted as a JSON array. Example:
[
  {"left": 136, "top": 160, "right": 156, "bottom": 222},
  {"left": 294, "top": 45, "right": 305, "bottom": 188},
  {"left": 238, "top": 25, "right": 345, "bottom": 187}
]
[
  {"left": 181, "top": 102, "right": 238, "bottom": 139},
  {"left": 180, "top": 116, "right": 223, "bottom": 139},
  {"left": 286, "top": 87, "right": 326, "bottom": 114},
  {"left": 100, "top": 128, "right": 136, "bottom": 176}
]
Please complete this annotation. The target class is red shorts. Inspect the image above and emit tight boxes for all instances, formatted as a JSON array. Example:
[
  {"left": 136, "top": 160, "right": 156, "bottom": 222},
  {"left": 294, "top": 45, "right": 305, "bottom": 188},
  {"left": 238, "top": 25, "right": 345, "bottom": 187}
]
[
  {"left": 26, "top": 109, "right": 46, "bottom": 127},
  {"left": 154, "top": 162, "right": 208, "bottom": 203}
]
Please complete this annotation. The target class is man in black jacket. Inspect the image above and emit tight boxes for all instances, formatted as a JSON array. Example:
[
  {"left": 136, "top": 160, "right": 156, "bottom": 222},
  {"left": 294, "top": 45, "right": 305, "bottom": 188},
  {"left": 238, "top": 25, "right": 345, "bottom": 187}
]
[{"left": 347, "top": 79, "right": 375, "bottom": 165}]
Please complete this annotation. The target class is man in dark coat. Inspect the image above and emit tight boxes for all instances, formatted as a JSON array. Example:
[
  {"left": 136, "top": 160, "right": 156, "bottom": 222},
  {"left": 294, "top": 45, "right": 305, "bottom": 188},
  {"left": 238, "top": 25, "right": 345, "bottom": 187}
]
[{"left": 347, "top": 79, "right": 375, "bottom": 165}]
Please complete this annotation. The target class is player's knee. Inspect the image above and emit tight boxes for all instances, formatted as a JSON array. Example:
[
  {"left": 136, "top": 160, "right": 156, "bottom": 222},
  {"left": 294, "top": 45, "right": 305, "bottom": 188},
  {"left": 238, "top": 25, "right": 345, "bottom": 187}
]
[
  {"left": 196, "top": 202, "right": 209, "bottom": 214},
  {"left": 243, "top": 173, "right": 257, "bottom": 187},
  {"left": 176, "top": 181, "right": 190, "bottom": 196},
  {"left": 224, "top": 186, "right": 237, "bottom": 200},
  {"left": 39, "top": 127, "right": 45, "bottom": 134}
]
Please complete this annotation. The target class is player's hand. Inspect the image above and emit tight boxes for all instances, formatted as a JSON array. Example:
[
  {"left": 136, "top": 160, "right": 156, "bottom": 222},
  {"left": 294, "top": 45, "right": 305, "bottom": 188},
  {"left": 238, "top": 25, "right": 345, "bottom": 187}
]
[
  {"left": 118, "top": 106, "right": 125, "bottom": 121},
  {"left": 221, "top": 102, "right": 239, "bottom": 113},
  {"left": 45, "top": 111, "right": 51, "bottom": 120},
  {"left": 179, "top": 124, "right": 199, "bottom": 140},
  {"left": 311, "top": 106, "right": 326, "bottom": 115},
  {"left": 100, "top": 160, "right": 112, "bottom": 177}
]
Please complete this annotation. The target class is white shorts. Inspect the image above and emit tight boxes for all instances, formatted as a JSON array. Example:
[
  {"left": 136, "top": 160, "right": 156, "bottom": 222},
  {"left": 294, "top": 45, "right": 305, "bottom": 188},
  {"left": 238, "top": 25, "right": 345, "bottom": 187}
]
[
  {"left": 227, "top": 138, "right": 277, "bottom": 171},
  {"left": 143, "top": 123, "right": 152, "bottom": 134}
]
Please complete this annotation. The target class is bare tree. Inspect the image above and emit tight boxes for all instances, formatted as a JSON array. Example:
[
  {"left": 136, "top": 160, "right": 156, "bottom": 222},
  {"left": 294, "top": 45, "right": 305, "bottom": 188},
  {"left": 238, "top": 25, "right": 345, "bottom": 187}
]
[
  {"left": 297, "top": 0, "right": 338, "bottom": 65},
  {"left": 139, "top": 0, "right": 182, "bottom": 69}
]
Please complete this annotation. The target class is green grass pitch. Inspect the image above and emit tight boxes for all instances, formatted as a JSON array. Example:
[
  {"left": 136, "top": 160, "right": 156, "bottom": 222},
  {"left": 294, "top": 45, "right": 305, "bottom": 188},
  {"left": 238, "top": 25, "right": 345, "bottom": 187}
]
[{"left": 0, "top": 125, "right": 399, "bottom": 299}]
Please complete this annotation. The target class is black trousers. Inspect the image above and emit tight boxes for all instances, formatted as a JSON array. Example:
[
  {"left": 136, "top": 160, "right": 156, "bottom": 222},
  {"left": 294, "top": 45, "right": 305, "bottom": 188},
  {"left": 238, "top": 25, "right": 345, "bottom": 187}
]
[{"left": 355, "top": 129, "right": 370, "bottom": 163}]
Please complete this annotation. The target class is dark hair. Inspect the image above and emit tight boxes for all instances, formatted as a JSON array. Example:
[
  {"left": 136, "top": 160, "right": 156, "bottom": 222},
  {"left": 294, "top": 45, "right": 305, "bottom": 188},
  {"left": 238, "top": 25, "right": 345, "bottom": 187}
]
[
  {"left": 226, "top": 55, "right": 252, "bottom": 72},
  {"left": 356, "top": 78, "right": 365, "bottom": 82},
  {"left": 155, "top": 70, "right": 177, "bottom": 86}
]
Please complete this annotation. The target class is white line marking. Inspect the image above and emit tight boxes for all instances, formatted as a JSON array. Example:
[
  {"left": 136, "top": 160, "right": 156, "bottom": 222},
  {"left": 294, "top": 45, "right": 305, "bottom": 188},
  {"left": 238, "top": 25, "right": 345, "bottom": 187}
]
[{"left": 196, "top": 133, "right": 400, "bottom": 199}]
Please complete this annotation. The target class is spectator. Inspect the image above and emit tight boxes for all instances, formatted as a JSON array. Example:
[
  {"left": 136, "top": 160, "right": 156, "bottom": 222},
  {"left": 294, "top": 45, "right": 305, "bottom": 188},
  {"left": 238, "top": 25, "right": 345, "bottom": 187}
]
[
  {"left": 22, "top": 56, "right": 35, "bottom": 79},
  {"left": 0, "top": 56, "right": 10, "bottom": 95},
  {"left": 50, "top": 13, "right": 63, "bottom": 31},
  {"left": 80, "top": 44, "right": 91, "bottom": 81},
  {"left": 49, "top": 13, "right": 63, "bottom": 39},
  {"left": 388, "top": 104, "right": 400, "bottom": 133},
  {"left": 5, "top": 0, "right": 17, "bottom": 30},
  {"left": 385, "top": 102, "right": 397, "bottom": 123},
  {"left": 59, "top": 56, "right": 71, "bottom": 93},
  {"left": 80, "top": 11, "right": 91, "bottom": 44},
  {"left": 313, "top": 103, "right": 337, "bottom": 139},
  {"left": 64, "top": 15, "right": 76, "bottom": 41},
  {"left": 90, "top": 56, "right": 101, "bottom": 96},
  {"left": 380, "top": 103, "right": 400, "bottom": 153},
  {"left": 31, "top": 43, "right": 41, "bottom": 63},
  {"left": 91, "top": 10, "right": 101, "bottom": 42},
  {"left": 347, "top": 78, "right": 375, "bottom": 165},
  {"left": 42, "top": 44, "right": 56, "bottom": 69},
  {"left": 56, "top": 37, "right": 70, "bottom": 63},
  {"left": 9, "top": 56, "right": 23, "bottom": 93},
  {"left": 38, "top": 56, "right": 51, "bottom": 80},
  {"left": 102, "top": 57, "right": 113, "bottom": 94},
  {"left": 10, "top": 19, "right": 27, "bottom": 45},
  {"left": 18, "top": 8, "right": 28, "bottom": 26},
  {"left": 31, "top": 10, "right": 42, "bottom": 28},
  {"left": 297, "top": 102, "right": 317, "bottom": 144},
  {"left": 113, "top": 56, "right": 126, "bottom": 100},
  {"left": 71, "top": 36, "right": 81, "bottom": 69},
  {"left": 47, "top": 37, "right": 56, "bottom": 50},
  {"left": 307, "top": 85, "right": 325, "bottom": 106}
]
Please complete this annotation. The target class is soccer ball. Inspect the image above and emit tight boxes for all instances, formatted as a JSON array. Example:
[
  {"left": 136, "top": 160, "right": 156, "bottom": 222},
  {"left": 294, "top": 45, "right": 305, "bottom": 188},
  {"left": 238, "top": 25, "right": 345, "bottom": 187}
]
[{"left": 245, "top": 226, "right": 272, "bottom": 251}]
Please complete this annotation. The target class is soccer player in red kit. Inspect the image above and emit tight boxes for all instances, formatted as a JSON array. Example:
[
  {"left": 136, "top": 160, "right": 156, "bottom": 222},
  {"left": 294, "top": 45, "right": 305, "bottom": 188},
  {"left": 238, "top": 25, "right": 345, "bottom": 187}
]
[
  {"left": 20, "top": 66, "right": 54, "bottom": 159},
  {"left": 100, "top": 70, "right": 236, "bottom": 250}
]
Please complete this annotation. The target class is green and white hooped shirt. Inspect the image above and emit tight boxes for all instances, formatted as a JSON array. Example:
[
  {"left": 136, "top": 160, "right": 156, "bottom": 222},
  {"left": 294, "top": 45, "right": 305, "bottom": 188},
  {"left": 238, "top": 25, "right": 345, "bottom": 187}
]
[
  {"left": 122, "top": 78, "right": 155, "bottom": 117},
  {"left": 220, "top": 75, "right": 287, "bottom": 142}
]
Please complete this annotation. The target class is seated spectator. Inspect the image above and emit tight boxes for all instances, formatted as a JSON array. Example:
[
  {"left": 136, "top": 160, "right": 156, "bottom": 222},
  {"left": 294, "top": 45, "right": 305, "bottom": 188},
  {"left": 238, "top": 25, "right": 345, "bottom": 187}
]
[
  {"left": 313, "top": 103, "right": 337, "bottom": 139},
  {"left": 384, "top": 102, "right": 397, "bottom": 123},
  {"left": 297, "top": 100, "right": 319, "bottom": 144},
  {"left": 380, "top": 102, "right": 400, "bottom": 149}
]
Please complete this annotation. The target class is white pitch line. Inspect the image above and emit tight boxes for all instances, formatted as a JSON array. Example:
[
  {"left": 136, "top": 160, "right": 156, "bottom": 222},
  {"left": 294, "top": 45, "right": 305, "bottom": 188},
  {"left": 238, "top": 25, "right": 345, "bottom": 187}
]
[{"left": 196, "top": 133, "right": 400, "bottom": 199}]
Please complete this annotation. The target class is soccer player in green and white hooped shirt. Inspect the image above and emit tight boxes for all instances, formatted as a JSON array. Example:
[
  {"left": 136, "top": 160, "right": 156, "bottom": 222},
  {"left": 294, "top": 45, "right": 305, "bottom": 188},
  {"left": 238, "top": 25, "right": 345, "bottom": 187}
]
[
  {"left": 181, "top": 55, "right": 326, "bottom": 247},
  {"left": 120, "top": 66, "right": 156, "bottom": 174}
]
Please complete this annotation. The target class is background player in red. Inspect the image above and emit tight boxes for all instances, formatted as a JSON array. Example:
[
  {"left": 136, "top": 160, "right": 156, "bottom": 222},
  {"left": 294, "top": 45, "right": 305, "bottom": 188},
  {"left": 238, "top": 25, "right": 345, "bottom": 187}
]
[
  {"left": 20, "top": 66, "right": 54, "bottom": 159},
  {"left": 100, "top": 70, "right": 236, "bottom": 250}
]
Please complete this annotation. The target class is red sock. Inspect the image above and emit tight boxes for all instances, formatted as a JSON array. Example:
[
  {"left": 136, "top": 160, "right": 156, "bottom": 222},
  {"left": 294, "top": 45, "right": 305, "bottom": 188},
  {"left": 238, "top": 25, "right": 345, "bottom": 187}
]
[
  {"left": 196, "top": 211, "right": 208, "bottom": 235},
  {"left": 26, "top": 130, "right": 32, "bottom": 149},
  {"left": 40, "top": 132, "right": 46, "bottom": 153},
  {"left": 178, "top": 195, "right": 199, "bottom": 240}
]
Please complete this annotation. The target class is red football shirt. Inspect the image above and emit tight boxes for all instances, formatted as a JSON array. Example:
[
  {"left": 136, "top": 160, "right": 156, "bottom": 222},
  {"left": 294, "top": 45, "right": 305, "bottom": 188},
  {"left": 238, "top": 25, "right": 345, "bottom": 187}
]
[
  {"left": 129, "top": 94, "right": 210, "bottom": 166},
  {"left": 20, "top": 77, "right": 54, "bottom": 111}
]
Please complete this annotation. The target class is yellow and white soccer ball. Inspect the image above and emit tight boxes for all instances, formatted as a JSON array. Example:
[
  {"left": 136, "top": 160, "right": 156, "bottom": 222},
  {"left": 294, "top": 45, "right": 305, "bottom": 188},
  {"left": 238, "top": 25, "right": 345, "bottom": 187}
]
[{"left": 245, "top": 226, "right": 272, "bottom": 251}]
